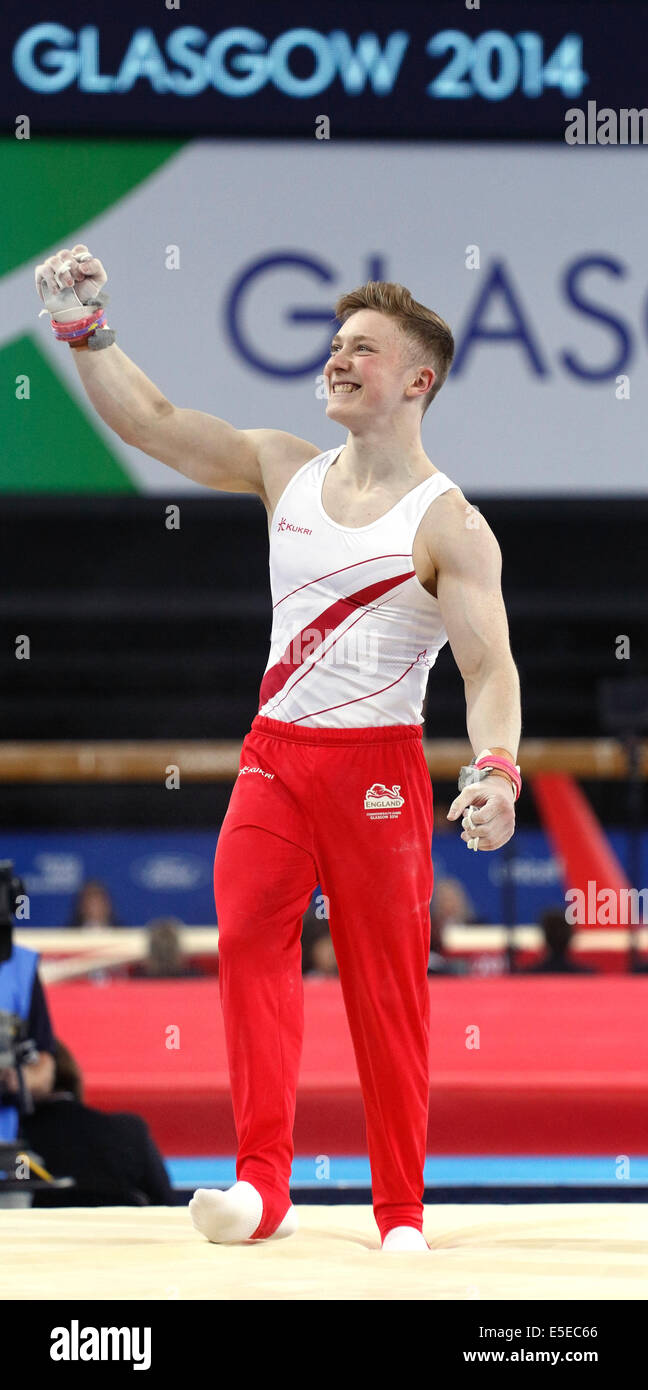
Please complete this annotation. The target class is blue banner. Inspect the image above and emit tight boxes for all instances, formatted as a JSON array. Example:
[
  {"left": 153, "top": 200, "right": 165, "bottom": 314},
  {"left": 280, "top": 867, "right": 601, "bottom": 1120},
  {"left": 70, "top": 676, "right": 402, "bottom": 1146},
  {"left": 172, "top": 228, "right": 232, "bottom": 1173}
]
[{"left": 3, "top": 826, "right": 644, "bottom": 929}]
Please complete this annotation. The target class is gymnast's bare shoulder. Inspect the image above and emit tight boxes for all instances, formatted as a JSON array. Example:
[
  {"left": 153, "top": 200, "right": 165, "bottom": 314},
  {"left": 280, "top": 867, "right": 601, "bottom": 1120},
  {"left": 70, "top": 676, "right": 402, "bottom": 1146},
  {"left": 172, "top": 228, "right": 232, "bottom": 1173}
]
[{"left": 239, "top": 429, "right": 323, "bottom": 515}]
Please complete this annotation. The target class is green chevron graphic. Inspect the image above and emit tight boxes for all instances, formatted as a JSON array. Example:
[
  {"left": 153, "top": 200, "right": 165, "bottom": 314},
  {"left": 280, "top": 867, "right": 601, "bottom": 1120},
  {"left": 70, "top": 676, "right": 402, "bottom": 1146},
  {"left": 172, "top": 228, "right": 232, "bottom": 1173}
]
[
  {"left": 1, "top": 136, "right": 185, "bottom": 491},
  {"left": 1, "top": 334, "right": 136, "bottom": 493},
  {"left": 2, "top": 136, "right": 185, "bottom": 277}
]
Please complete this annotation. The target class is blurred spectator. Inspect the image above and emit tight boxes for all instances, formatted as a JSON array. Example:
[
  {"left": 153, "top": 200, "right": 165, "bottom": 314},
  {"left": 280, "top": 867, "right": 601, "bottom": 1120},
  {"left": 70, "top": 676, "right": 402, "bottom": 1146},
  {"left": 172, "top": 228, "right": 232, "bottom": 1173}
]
[
  {"left": 20, "top": 1038, "right": 175, "bottom": 1207},
  {"left": 301, "top": 909, "right": 338, "bottom": 978},
  {"left": 525, "top": 905, "right": 595, "bottom": 975},
  {"left": 429, "top": 876, "right": 490, "bottom": 976},
  {"left": 131, "top": 918, "right": 205, "bottom": 979},
  {"left": 430, "top": 876, "right": 482, "bottom": 931},
  {"left": 67, "top": 879, "right": 120, "bottom": 930}
]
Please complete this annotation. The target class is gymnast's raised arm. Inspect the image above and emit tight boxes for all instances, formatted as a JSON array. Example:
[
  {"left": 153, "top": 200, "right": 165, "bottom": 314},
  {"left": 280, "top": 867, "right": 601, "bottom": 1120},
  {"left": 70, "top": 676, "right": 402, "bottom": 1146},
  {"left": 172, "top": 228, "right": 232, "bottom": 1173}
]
[{"left": 34, "top": 244, "right": 319, "bottom": 499}]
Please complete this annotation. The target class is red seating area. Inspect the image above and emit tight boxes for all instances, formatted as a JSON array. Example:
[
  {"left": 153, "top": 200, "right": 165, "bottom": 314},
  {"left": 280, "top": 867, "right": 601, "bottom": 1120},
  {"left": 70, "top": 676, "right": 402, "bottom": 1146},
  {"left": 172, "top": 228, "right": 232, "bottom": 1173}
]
[{"left": 48, "top": 977, "right": 648, "bottom": 1156}]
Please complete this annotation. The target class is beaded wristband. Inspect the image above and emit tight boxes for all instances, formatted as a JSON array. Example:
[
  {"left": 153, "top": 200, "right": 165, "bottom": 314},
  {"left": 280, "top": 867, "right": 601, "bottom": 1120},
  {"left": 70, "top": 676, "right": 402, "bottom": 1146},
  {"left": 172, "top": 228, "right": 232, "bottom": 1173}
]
[{"left": 51, "top": 310, "right": 107, "bottom": 342}]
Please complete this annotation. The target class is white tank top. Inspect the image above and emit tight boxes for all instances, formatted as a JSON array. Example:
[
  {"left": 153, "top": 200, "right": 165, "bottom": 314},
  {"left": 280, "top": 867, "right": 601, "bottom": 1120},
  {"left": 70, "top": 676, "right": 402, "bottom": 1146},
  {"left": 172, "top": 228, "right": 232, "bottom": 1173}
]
[{"left": 257, "top": 444, "right": 460, "bottom": 727}]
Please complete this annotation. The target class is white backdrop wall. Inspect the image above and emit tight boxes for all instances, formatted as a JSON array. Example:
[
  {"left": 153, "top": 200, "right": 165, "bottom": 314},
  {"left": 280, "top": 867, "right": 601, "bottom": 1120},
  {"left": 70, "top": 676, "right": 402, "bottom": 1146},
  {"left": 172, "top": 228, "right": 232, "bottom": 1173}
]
[{"left": 6, "top": 140, "right": 647, "bottom": 494}]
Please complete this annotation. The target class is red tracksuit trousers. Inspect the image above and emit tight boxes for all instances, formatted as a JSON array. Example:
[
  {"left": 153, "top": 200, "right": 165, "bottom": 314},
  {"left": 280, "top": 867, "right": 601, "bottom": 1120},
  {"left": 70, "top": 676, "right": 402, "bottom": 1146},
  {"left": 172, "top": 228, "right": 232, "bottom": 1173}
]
[{"left": 213, "top": 713, "right": 434, "bottom": 1241}]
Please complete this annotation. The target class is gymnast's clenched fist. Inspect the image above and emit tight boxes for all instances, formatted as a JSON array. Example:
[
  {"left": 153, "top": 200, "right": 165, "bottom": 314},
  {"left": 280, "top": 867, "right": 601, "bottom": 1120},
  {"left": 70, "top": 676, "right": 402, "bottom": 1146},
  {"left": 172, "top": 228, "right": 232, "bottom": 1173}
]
[{"left": 34, "top": 244, "right": 108, "bottom": 324}]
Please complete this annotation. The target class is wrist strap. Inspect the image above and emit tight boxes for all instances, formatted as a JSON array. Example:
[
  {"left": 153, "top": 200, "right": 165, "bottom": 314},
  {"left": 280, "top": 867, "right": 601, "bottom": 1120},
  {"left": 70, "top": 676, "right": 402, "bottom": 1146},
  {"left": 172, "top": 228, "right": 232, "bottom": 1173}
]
[
  {"left": 69, "top": 328, "right": 116, "bottom": 352},
  {"left": 474, "top": 751, "right": 522, "bottom": 801}
]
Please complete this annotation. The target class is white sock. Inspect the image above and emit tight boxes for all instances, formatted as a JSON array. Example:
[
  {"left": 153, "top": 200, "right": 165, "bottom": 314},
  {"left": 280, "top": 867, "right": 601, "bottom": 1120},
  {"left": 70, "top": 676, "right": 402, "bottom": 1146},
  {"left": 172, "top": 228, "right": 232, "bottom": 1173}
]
[
  {"left": 381, "top": 1226, "right": 430, "bottom": 1252},
  {"left": 189, "top": 1181, "right": 298, "bottom": 1244}
]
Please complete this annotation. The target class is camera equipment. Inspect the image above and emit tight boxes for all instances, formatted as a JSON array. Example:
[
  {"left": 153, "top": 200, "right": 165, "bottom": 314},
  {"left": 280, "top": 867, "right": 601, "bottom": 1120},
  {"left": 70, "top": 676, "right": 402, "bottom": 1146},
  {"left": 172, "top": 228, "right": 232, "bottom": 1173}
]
[
  {"left": 0, "top": 860, "right": 75, "bottom": 1198},
  {"left": 0, "top": 860, "right": 38, "bottom": 1116}
]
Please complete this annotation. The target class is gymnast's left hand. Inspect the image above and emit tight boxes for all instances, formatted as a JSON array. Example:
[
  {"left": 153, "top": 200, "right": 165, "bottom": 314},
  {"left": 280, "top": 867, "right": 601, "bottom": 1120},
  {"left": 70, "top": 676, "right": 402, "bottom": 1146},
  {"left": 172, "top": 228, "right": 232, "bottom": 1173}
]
[{"left": 446, "top": 778, "right": 516, "bottom": 852}]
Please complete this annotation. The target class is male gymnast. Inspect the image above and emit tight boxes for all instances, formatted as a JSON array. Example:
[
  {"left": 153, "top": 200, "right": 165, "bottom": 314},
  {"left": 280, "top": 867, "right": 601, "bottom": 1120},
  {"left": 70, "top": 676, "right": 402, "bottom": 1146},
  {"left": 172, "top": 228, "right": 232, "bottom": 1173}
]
[{"left": 34, "top": 248, "right": 522, "bottom": 1251}]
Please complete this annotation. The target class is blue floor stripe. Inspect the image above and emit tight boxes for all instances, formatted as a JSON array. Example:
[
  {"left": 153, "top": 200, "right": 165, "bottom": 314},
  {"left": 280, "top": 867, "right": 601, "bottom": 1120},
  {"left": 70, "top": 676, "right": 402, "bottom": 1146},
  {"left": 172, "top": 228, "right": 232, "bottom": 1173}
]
[{"left": 167, "top": 1155, "right": 648, "bottom": 1188}]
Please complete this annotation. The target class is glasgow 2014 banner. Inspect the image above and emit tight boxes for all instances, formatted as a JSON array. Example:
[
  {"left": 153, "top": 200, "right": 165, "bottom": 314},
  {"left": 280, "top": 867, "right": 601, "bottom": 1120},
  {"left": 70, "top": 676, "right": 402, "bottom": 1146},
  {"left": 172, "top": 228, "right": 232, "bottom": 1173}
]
[{"left": 1, "top": 138, "right": 646, "bottom": 495}]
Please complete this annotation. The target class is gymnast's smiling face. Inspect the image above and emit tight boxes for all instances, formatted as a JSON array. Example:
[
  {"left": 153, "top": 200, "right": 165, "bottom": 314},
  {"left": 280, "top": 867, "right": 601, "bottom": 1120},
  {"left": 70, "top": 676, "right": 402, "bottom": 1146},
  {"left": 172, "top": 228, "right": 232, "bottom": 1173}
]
[{"left": 323, "top": 310, "right": 434, "bottom": 428}]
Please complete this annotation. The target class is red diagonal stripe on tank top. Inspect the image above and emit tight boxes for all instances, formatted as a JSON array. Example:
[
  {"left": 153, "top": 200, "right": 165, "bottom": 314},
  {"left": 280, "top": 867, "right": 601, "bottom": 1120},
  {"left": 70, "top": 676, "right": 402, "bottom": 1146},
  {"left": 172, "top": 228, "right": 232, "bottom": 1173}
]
[{"left": 258, "top": 570, "right": 415, "bottom": 707}]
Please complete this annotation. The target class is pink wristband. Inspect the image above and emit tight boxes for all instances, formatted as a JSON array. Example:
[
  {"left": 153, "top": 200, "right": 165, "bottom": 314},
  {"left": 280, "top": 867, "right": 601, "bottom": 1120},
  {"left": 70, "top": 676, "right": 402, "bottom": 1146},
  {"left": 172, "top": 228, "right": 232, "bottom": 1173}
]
[
  {"left": 51, "top": 310, "right": 106, "bottom": 342},
  {"left": 474, "top": 754, "right": 522, "bottom": 801}
]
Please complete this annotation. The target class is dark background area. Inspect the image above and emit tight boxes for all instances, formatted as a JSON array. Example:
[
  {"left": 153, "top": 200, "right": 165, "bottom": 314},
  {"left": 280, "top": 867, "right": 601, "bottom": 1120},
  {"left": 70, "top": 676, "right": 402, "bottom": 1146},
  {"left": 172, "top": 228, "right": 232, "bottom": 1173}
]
[
  {"left": 2, "top": 492, "right": 646, "bottom": 828},
  {"left": 2, "top": 0, "right": 646, "bottom": 835}
]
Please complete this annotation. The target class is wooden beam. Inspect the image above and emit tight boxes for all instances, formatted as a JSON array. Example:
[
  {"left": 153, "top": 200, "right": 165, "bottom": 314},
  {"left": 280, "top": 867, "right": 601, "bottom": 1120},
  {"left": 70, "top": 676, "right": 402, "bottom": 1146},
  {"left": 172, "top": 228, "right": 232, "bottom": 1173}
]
[{"left": 0, "top": 738, "right": 645, "bottom": 783}]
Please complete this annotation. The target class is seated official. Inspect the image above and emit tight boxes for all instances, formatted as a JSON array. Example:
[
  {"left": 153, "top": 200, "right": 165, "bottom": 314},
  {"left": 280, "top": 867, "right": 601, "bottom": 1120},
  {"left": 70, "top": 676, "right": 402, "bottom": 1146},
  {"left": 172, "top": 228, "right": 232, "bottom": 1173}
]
[{"left": 21, "top": 1038, "right": 176, "bottom": 1207}]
